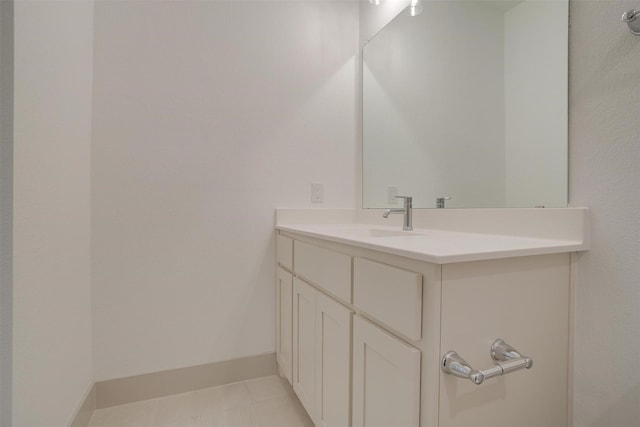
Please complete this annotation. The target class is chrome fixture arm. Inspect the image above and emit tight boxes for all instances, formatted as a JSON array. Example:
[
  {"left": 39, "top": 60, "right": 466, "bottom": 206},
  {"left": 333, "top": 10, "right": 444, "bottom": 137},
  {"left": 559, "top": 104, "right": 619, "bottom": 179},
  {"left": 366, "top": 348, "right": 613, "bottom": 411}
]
[
  {"left": 622, "top": 9, "right": 640, "bottom": 35},
  {"left": 441, "top": 339, "right": 533, "bottom": 385},
  {"left": 383, "top": 196, "right": 413, "bottom": 231}
]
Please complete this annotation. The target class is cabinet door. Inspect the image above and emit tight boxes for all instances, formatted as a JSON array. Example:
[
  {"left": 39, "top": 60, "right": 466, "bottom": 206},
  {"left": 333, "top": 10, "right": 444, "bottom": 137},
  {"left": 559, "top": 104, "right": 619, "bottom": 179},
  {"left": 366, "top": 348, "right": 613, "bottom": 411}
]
[
  {"left": 315, "top": 292, "right": 353, "bottom": 427},
  {"left": 293, "top": 277, "right": 316, "bottom": 420},
  {"left": 276, "top": 267, "right": 293, "bottom": 384},
  {"left": 352, "top": 316, "right": 420, "bottom": 427}
]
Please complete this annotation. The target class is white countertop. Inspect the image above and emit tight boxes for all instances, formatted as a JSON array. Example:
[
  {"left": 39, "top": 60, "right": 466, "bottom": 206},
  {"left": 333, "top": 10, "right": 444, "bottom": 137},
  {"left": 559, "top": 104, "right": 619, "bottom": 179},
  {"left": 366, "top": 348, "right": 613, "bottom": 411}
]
[{"left": 276, "top": 222, "right": 587, "bottom": 264}]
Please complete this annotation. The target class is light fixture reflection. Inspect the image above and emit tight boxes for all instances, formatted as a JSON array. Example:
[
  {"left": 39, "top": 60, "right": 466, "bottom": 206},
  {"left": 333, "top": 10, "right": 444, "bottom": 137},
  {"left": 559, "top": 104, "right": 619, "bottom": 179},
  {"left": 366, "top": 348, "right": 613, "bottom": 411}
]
[
  {"left": 404, "top": 0, "right": 423, "bottom": 16},
  {"left": 369, "top": 0, "right": 384, "bottom": 5}
]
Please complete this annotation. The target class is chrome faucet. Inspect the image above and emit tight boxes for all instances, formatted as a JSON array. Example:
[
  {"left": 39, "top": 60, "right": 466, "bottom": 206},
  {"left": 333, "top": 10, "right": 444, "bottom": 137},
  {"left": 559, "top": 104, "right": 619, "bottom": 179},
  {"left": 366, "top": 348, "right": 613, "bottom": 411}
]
[{"left": 383, "top": 196, "right": 413, "bottom": 231}]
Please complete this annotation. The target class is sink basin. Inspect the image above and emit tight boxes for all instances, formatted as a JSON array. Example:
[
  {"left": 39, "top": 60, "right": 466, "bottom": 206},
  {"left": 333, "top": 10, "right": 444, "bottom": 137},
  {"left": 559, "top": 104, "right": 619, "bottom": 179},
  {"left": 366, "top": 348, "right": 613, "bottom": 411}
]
[
  {"left": 364, "top": 228, "right": 422, "bottom": 238},
  {"left": 338, "top": 227, "right": 426, "bottom": 239}
]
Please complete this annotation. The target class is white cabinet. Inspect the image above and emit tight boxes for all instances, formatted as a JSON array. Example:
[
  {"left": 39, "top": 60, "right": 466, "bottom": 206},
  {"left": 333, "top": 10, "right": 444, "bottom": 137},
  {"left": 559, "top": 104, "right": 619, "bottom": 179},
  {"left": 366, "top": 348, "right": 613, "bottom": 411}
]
[
  {"left": 438, "top": 255, "right": 571, "bottom": 427},
  {"left": 315, "top": 291, "right": 352, "bottom": 427},
  {"left": 294, "top": 240, "right": 352, "bottom": 303},
  {"left": 277, "top": 235, "right": 293, "bottom": 271},
  {"left": 293, "top": 277, "right": 317, "bottom": 418},
  {"left": 276, "top": 267, "right": 293, "bottom": 384},
  {"left": 354, "top": 257, "right": 422, "bottom": 340},
  {"left": 292, "top": 276, "right": 353, "bottom": 427},
  {"left": 276, "top": 235, "right": 295, "bottom": 384},
  {"left": 277, "top": 231, "right": 572, "bottom": 427},
  {"left": 352, "top": 315, "right": 421, "bottom": 427}
]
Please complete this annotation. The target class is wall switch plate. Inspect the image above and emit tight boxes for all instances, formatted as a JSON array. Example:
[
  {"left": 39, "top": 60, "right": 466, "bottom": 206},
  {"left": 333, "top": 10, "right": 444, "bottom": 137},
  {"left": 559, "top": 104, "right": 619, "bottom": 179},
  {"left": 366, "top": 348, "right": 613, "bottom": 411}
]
[
  {"left": 388, "top": 186, "right": 398, "bottom": 204},
  {"left": 311, "top": 183, "right": 323, "bottom": 203}
]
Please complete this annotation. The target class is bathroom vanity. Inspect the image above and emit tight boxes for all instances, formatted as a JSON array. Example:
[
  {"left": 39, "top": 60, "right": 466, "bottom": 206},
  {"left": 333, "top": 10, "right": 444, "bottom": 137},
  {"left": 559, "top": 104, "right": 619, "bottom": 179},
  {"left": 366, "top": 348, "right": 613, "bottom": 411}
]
[
  {"left": 275, "top": 208, "right": 588, "bottom": 427},
  {"left": 283, "top": 1, "right": 578, "bottom": 424}
]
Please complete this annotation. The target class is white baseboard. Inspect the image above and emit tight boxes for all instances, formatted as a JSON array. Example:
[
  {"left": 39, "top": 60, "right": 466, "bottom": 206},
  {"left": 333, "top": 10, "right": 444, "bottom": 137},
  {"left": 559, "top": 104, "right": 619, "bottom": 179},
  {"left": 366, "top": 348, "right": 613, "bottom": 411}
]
[{"left": 68, "top": 352, "right": 276, "bottom": 426}]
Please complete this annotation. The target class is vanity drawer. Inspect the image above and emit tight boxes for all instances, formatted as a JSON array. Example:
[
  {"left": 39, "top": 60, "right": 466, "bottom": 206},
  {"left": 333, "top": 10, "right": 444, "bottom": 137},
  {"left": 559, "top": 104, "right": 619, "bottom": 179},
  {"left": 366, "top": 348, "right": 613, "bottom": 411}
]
[
  {"left": 294, "top": 241, "right": 352, "bottom": 303},
  {"left": 277, "top": 235, "right": 293, "bottom": 271},
  {"left": 353, "top": 258, "right": 422, "bottom": 340}
]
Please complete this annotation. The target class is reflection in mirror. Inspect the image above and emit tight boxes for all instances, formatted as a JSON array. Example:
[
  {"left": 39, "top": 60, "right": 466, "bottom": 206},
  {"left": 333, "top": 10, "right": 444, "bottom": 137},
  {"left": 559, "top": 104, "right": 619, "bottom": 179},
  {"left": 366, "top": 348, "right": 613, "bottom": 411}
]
[{"left": 363, "top": 0, "right": 568, "bottom": 209}]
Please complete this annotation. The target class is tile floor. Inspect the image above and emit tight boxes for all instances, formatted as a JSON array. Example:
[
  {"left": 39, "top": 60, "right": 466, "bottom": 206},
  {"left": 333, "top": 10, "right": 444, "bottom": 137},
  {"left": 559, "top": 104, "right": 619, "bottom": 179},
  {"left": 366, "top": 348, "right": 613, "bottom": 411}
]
[{"left": 87, "top": 375, "right": 314, "bottom": 427}]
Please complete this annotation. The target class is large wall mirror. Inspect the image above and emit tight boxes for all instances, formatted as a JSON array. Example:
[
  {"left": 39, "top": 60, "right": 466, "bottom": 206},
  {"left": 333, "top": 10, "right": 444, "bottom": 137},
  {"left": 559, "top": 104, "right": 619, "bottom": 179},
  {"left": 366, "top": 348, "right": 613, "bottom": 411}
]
[{"left": 362, "top": 0, "right": 568, "bottom": 209}]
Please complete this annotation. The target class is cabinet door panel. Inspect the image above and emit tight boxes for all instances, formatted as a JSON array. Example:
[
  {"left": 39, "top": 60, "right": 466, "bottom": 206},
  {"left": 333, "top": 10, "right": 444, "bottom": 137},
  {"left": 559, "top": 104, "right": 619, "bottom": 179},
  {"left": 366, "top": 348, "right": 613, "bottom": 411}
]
[
  {"left": 354, "top": 257, "right": 422, "bottom": 340},
  {"left": 315, "top": 292, "right": 353, "bottom": 427},
  {"left": 293, "top": 277, "right": 316, "bottom": 420},
  {"left": 277, "top": 235, "right": 293, "bottom": 271},
  {"left": 352, "top": 316, "right": 421, "bottom": 427},
  {"left": 294, "top": 240, "right": 352, "bottom": 303},
  {"left": 276, "top": 267, "right": 293, "bottom": 384}
]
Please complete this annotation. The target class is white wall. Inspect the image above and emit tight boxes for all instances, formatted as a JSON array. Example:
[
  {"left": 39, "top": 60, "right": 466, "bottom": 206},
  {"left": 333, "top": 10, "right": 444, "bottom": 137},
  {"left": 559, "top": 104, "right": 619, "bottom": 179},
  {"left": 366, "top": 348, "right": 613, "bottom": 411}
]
[
  {"left": 362, "top": 1, "right": 505, "bottom": 208},
  {"left": 12, "top": 1, "right": 94, "bottom": 425},
  {"left": 569, "top": 0, "right": 640, "bottom": 425},
  {"left": 91, "top": 0, "right": 358, "bottom": 380},
  {"left": 504, "top": 0, "right": 568, "bottom": 208},
  {"left": 0, "top": 2, "right": 13, "bottom": 425}
]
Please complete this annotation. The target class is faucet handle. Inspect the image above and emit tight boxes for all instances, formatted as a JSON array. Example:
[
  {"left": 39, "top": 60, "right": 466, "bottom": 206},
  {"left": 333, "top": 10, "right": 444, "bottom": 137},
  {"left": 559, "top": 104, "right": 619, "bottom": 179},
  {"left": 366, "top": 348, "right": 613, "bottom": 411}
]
[{"left": 436, "top": 196, "right": 451, "bottom": 209}]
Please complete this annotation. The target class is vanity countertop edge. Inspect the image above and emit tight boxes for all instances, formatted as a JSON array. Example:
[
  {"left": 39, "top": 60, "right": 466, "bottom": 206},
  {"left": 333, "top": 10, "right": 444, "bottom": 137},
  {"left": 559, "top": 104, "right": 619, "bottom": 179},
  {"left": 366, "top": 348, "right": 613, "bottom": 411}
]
[{"left": 275, "top": 208, "right": 589, "bottom": 265}]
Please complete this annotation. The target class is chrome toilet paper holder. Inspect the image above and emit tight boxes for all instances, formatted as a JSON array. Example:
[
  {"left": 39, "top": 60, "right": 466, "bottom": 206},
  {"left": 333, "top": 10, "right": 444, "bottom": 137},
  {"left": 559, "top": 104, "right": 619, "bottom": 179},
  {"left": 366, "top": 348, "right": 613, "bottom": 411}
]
[
  {"left": 441, "top": 339, "right": 533, "bottom": 385},
  {"left": 622, "top": 9, "right": 640, "bottom": 36}
]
